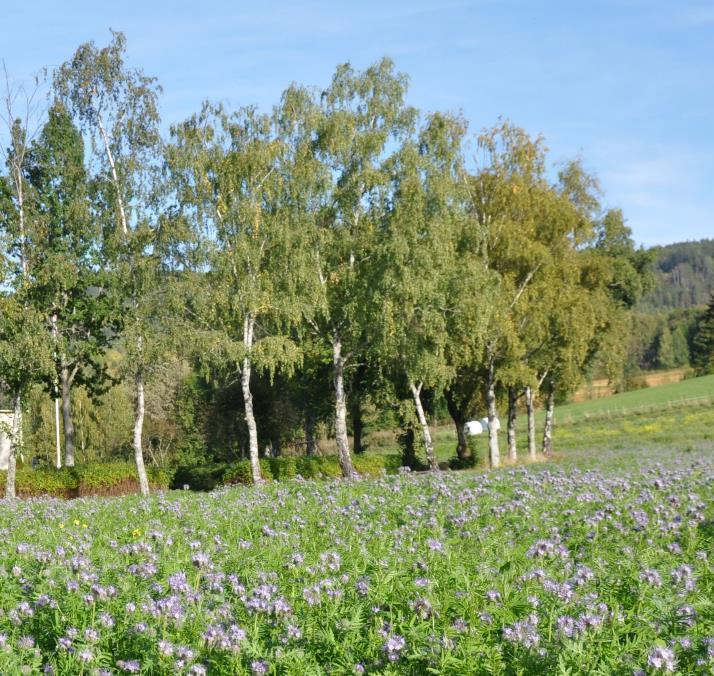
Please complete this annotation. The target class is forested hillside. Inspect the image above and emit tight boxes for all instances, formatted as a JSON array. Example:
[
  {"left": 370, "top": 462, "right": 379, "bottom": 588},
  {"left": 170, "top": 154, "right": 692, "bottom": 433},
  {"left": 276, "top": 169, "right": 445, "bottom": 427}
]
[
  {"left": 620, "top": 239, "right": 714, "bottom": 381},
  {"left": 641, "top": 239, "right": 714, "bottom": 311}
]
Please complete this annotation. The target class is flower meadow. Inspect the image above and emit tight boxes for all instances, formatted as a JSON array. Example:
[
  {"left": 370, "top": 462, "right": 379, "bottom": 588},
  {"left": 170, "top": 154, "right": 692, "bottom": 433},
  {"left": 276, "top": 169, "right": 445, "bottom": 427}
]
[{"left": 0, "top": 452, "right": 713, "bottom": 675}]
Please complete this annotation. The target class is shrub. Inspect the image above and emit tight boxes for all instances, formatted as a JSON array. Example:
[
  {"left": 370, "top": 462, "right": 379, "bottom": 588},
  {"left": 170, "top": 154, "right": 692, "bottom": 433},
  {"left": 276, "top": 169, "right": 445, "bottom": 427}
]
[
  {"left": 353, "top": 454, "right": 401, "bottom": 477},
  {"left": 0, "top": 462, "right": 171, "bottom": 499},
  {"left": 172, "top": 463, "right": 225, "bottom": 491},
  {"left": 196, "top": 454, "right": 404, "bottom": 488},
  {"left": 268, "top": 456, "right": 296, "bottom": 480}
]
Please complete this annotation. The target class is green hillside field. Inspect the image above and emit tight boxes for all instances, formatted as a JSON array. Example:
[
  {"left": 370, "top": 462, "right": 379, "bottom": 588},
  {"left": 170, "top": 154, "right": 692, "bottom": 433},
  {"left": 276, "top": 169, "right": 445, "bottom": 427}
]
[{"left": 367, "top": 374, "right": 714, "bottom": 465}]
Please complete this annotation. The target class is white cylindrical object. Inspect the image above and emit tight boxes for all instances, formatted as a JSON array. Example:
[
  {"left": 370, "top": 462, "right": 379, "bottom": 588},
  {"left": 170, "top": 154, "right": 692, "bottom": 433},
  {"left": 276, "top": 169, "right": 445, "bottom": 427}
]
[{"left": 464, "top": 420, "right": 483, "bottom": 436}]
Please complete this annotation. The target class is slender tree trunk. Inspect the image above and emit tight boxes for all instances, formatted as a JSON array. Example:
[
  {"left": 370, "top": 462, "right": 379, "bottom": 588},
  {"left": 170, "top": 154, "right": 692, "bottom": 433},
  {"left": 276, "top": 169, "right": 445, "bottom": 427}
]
[
  {"left": 542, "top": 381, "right": 555, "bottom": 456},
  {"left": 242, "top": 315, "right": 262, "bottom": 484},
  {"left": 507, "top": 386, "right": 518, "bottom": 463},
  {"left": 60, "top": 365, "right": 76, "bottom": 467},
  {"left": 445, "top": 387, "right": 469, "bottom": 460},
  {"left": 96, "top": 112, "right": 128, "bottom": 236},
  {"left": 304, "top": 411, "right": 316, "bottom": 456},
  {"left": 133, "top": 368, "right": 150, "bottom": 496},
  {"left": 12, "top": 163, "right": 28, "bottom": 278},
  {"left": 333, "top": 337, "right": 356, "bottom": 478},
  {"left": 486, "top": 362, "right": 500, "bottom": 468},
  {"left": 410, "top": 380, "right": 438, "bottom": 471},
  {"left": 5, "top": 391, "right": 21, "bottom": 501},
  {"left": 525, "top": 385, "right": 537, "bottom": 461},
  {"left": 54, "top": 397, "right": 62, "bottom": 468}
]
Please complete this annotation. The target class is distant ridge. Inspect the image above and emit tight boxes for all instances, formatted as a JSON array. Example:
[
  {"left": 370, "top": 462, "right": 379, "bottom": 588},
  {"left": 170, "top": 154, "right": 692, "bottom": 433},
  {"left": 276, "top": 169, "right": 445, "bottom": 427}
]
[{"left": 640, "top": 238, "right": 714, "bottom": 311}]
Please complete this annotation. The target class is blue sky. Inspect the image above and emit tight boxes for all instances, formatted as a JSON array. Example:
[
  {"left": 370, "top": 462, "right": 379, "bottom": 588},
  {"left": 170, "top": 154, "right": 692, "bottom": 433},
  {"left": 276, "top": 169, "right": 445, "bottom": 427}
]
[{"left": 2, "top": 0, "right": 712, "bottom": 246}]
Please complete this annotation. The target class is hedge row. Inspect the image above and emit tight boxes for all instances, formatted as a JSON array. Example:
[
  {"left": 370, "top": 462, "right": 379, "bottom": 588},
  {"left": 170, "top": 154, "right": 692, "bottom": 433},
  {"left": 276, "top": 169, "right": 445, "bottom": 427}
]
[
  {"left": 0, "top": 462, "right": 172, "bottom": 499},
  {"left": 172, "top": 454, "right": 404, "bottom": 491}
]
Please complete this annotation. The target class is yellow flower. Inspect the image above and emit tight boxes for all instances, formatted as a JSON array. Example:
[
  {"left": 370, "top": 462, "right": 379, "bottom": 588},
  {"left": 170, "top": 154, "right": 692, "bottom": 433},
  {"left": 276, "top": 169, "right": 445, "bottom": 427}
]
[
  {"left": 132, "top": 528, "right": 142, "bottom": 538},
  {"left": 82, "top": 523, "right": 88, "bottom": 529},
  {"left": 73, "top": 519, "right": 80, "bottom": 526},
  {"left": 58, "top": 523, "right": 65, "bottom": 529}
]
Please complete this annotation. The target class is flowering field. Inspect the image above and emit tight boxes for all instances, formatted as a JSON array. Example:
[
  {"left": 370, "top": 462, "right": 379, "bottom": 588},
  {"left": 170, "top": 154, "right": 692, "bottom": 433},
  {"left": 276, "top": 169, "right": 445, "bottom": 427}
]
[{"left": 1, "top": 450, "right": 713, "bottom": 675}]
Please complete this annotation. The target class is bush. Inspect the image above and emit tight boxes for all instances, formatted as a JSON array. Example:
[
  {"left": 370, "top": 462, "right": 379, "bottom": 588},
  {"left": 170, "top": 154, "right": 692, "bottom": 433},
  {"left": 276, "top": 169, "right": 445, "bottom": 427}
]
[
  {"left": 0, "top": 462, "right": 172, "bottom": 499},
  {"left": 172, "top": 463, "right": 225, "bottom": 491},
  {"left": 353, "top": 454, "right": 402, "bottom": 476},
  {"left": 448, "top": 455, "right": 477, "bottom": 470},
  {"left": 180, "top": 454, "right": 404, "bottom": 488}
]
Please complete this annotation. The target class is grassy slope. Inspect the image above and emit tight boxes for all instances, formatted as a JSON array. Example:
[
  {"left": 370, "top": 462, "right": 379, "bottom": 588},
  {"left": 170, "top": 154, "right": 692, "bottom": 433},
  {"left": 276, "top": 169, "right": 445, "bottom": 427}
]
[
  {"left": 554, "top": 373, "right": 714, "bottom": 424},
  {"left": 366, "top": 374, "right": 714, "bottom": 465}
]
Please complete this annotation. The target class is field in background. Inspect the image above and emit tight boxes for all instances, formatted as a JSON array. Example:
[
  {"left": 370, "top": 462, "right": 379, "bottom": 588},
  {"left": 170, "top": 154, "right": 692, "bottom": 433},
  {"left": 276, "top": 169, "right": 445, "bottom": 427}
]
[
  {"left": 361, "top": 374, "right": 714, "bottom": 464},
  {"left": 571, "top": 367, "right": 689, "bottom": 401}
]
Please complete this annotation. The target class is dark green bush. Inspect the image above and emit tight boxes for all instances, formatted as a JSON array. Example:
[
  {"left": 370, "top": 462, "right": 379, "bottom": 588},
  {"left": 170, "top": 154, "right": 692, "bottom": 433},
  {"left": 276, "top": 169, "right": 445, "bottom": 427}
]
[
  {"left": 172, "top": 463, "right": 225, "bottom": 491},
  {"left": 448, "top": 455, "right": 477, "bottom": 470}
]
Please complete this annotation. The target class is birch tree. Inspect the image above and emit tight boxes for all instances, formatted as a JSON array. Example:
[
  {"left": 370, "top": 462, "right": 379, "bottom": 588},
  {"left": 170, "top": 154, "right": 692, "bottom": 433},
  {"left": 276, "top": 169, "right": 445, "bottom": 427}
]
[
  {"left": 464, "top": 122, "right": 552, "bottom": 467},
  {"left": 55, "top": 32, "right": 163, "bottom": 493},
  {"left": 54, "top": 31, "right": 160, "bottom": 239},
  {"left": 378, "top": 113, "right": 467, "bottom": 469},
  {"left": 310, "top": 58, "right": 416, "bottom": 477},
  {"left": 168, "top": 86, "right": 322, "bottom": 483}
]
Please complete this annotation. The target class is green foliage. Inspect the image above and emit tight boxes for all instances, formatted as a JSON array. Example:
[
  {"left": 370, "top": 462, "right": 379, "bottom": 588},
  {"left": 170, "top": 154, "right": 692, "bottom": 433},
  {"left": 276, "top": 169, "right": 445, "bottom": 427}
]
[
  {"left": 691, "top": 293, "right": 714, "bottom": 375},
  {"left": 655, "top": 323, "right": 676, "bottom": 369},
  {"left": 175, "top": 453, "right": 403, "bottom": 489},
  {"left": 640, "top": 238, "right": 714, "bottom": 311},
  {"left": 0, "top": 462, "right": 171, "bottom": 498},
  {"left": 4, "top": 38, "right": 704, "bottom": 494}
]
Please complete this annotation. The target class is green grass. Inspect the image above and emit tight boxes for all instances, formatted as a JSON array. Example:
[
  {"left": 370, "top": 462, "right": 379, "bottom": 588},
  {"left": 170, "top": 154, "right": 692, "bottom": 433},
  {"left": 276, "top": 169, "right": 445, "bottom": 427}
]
[
  {"left": 365, "top": 374, "right": 714, "bottom": 465},
  {"left": 553, "top": 373, "right": 714, "bottom": 424}
]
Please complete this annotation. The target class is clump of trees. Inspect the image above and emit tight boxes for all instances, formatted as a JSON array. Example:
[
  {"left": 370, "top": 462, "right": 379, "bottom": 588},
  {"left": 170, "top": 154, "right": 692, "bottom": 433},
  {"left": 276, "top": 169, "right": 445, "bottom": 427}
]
[{"left": 1, "top": 33, "right": 654, "bottom": 497}]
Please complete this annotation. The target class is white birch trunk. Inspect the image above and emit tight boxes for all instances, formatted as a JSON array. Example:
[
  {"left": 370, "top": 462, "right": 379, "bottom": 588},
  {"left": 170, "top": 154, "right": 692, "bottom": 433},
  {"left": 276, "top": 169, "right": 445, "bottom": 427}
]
[
  {"left": 14, "top": 164, "right": 28, "bottom": 278},
  {"left": 542, "top": 382, "right": 555, "bottom": 456},
  {"left": 5, "top": 392, "right": 22, "bottom": 501},
  {"left": 133, "top": 368, "right": 150, "bottom": 496},
  {"left": 486, "top": 362, "right": 500, "bottom": 468},
  {"left": 525, "top": 385, "right": 537, "bottom": 461},
  {"left": 96, "top": 112, "right": 128, "bottom": 236},
  {"left": 507, "top": 386, "right": 517, "bottom": 463},
  {"left": 333, "top": 337, "right": 357, "bottom": 478},
  {"left": 50, "top": 313, "right": 62, "bottom": 467},
  {"left": 242, "top": 315, "right": 262, "bottom": 484},
  {"left": 409, "top": 380, "right": 438, "bottom": 471},
  {"left": 54, "top": 397, "right": 62, "bottom": 469}
]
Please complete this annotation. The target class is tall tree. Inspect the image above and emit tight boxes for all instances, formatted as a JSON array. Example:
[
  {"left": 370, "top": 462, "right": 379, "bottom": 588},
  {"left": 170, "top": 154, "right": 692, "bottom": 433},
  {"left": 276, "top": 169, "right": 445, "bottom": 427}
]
[
  {"left": 309, "top": 58, "right": 416, "bottom": 477},
  {"left": 25, "top": 101, "right": 112, "bottom": 466},
  {"left": 465, "top": 121, "right": 553, "bottom": 467},
  {"left": 377, "top": 113, "right": 466, "bottom": 469},
  {"left": 691, "top": 293, "right": 714, "bottom": 375},
  {"left": 55, "top": 32, "right": 164, "bottom": 493},
  {"left": 169, "top": 86, "right": 322, "bottom": 483}
]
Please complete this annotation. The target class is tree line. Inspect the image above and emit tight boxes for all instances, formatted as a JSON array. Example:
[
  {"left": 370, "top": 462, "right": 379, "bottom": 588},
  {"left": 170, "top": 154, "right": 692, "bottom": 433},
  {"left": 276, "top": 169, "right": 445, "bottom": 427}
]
[
  {"left": 0, "top": 32, "right": 652, "bottom": 498},
  {"left": 617, "top": 239, "right": 714, "bottom": 386}
]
